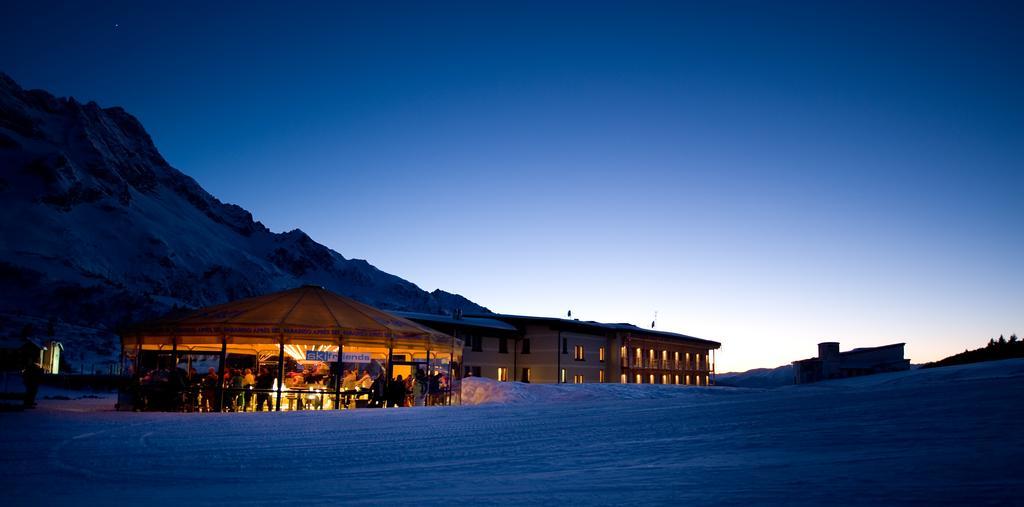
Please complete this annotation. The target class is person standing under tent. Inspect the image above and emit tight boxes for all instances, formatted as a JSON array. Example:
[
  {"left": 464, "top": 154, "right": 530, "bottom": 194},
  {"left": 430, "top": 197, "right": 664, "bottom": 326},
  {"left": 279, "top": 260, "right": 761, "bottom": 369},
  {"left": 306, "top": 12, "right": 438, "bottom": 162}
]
[
  {"left": 242, "top": 368, "right": 256, "bottom": 411},
  {"left": 413, "top": 369, "right": 427, "bottom": 406},
  {"left": 404, "top": 375, "right": 415, "bottom": 406},
  {"left": 370, "top": 374, "right": 385, "bottom": 407},
  {"left": 229, "top": 369, "right": 245, "bottom": 411},
  {"left": 358, "top": 370, "right": 373, "bottom": 391},
  {"left": 255, "top": 367, "right": 275, "bottom": 411},
  {"left": 428, "top": 373, "right": 441, "bottom": 406},
  {"left": 201, "top": 368, "right": 218, "bottom": 412},
  {"left": 341, "top": 369, "right": 357, "bottom": 391},
  {"left": 387, "top": 375, "right": 406, "bottom": 408}
]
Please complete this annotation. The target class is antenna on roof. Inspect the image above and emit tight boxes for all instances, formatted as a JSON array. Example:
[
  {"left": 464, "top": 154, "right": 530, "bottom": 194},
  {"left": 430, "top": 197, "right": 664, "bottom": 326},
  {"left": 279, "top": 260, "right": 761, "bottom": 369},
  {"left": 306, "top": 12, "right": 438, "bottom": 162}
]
[{"left": 651, "top": 311, "right": 658, "bottom": 329}]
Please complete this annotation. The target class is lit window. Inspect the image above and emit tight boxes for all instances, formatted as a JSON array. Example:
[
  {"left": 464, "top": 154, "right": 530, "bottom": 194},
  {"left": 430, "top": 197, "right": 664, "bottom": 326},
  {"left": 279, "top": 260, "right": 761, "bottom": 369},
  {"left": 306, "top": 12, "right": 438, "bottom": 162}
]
[
  {"left": 635, "top": 373, "right": 642, "bottom": 383},
  {"left": 674, "top": 351, "right": 680, "bottom": 362},
  {"left": 599, "top": 370, "right": 605, "bottom": 383},
  {"left": 705, "top": 375, "right": 710, "bottom": 385},
  {"left": 560, "top": 368, "right": 566, "bottom": 383},
  {"left": 620, "top": 373, "right": 627, "bottom": 384},
  {"left": 686, "top": 375, "right": 691, "bottom": 385},
  {"left": 649, "top": 374, "right": 655, "bottom": 384},
  {"left": 648, "top": 349, "right": 655, "bottom": 361},
  {"left": 685, "top": 352, "right": 691, "bottom": 369},
  {"left": 574, "top": 345, "right": 585, "bottom": 361},
  {"left": 662, "top": 374, "right": 668, "bottom": 384},
  {"left": 497, "top": 367, "right": 508, "bottom": 382},
  {"left": 573, "top": 374, "right": 584, "bottom": 384},
  {"left": 674, "top": 374, "right": 680, "bottom": 384},
  {"left": 599, "top": 347, "right": 605, "bottom": 362},
  {"left": 521, "top": 368, "right": 531, "bottom": 382},
  {"left": 620, "top": 346, "right": 627, "bottom": 361},
  {"left": 661, "top": 350, "right": 668, "bottom": 361}
]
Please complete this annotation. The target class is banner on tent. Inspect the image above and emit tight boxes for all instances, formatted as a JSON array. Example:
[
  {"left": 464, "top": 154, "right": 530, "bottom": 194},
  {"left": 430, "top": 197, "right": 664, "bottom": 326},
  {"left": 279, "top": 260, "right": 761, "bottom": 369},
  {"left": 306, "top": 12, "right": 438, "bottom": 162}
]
[{"left": 305, "top": 351, "right": 372, "bottom": 363}]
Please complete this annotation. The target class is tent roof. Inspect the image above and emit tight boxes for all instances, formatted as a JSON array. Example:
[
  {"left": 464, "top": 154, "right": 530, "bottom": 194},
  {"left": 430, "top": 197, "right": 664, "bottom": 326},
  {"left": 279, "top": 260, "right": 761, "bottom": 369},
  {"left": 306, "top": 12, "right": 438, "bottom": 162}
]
[{"left": 124, "top": 285, "right": 450, "bottom": 341}]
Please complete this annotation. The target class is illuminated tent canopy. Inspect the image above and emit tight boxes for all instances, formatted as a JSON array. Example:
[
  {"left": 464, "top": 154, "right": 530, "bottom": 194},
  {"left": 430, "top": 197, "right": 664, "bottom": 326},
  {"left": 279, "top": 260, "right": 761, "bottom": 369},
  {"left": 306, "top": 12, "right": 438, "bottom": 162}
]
[
  {"left": 124, "top": 285, "right": 453, "bottom": 345},
  {"left": 121, "top": 285, "right": 463, "bottom": 411}
]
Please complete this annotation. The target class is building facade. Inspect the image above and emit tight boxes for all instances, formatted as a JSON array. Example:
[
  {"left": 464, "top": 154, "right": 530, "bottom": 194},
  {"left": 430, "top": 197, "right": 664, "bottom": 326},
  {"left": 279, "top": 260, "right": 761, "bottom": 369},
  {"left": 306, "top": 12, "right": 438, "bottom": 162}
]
[
  {"left": 792, "top": 342, "right": 911, "bottom": 384},
  {"left": 399, "top": 312, "right": 721, "bottom": 385}
]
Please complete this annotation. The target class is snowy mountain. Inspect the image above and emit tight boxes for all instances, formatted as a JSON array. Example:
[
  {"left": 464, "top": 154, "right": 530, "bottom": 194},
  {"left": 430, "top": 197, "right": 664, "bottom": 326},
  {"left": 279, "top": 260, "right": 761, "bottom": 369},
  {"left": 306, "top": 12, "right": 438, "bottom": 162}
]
[
  {"left": 715, "top": 364, "right": 794, "bottom": 388},
  {"left": 0, "top": 73, "right": 487, "bottom": 368}
]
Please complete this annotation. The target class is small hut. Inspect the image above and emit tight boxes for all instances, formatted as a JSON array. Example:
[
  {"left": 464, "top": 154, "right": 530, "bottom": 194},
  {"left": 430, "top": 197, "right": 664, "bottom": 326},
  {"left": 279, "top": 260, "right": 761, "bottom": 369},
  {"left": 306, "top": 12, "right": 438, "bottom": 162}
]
[{"left": 120, "top": 285, "right": 462, "bottom": 412}]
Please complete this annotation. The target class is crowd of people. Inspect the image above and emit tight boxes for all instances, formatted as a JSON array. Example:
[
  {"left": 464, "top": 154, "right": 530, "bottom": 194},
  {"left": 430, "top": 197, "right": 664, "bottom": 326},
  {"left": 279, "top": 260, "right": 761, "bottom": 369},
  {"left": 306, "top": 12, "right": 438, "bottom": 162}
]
[{"left": 129, "top": 362, "right": 451, "bottom": 411}]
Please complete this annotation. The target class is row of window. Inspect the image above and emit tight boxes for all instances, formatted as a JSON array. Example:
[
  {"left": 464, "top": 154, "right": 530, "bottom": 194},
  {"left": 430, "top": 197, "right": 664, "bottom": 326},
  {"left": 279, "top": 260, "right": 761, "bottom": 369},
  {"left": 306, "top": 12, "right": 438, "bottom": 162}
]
[
  {"left": 619, "top": 346, "right": 710, "bottom": 370},
  {"left": 566, "top": 341, "right": 605, "bottom": 362},
  {"left": 495, "top": 367, "right": 529, "bottom": 382},
  {"left": 466, "top": 338, "right": 711, "bottom": 373},
  {"left": 472, "top": 365, "right": 711, "bottom": 385},
  {"left": 619, "top": 372, "right": 709, "bottom": 385}
]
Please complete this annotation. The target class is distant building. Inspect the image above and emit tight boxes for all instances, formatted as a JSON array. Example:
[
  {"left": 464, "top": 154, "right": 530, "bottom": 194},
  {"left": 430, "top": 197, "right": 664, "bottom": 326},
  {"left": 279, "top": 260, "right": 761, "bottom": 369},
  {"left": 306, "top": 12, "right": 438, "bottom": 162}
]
[
  {"left": 396, "top": 312, "right": 721, "bottom": 386},
  {"left": 793, "top": 342, "right": 910, "bottom": 384},
  {"left": 0, "top": 337, "right": 62, "bottom": 374}
]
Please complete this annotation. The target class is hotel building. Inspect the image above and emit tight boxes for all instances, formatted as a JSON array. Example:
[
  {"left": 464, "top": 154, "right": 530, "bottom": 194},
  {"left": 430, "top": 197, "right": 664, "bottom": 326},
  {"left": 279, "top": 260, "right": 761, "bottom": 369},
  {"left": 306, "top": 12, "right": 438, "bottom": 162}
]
[{"left": 396, "top": 312, "right": 721, "bottom": 385}]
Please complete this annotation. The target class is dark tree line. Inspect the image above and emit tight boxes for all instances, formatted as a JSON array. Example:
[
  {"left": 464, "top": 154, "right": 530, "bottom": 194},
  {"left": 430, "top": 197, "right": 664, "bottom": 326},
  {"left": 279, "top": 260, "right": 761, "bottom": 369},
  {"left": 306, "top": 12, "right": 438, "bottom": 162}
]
[{"left": 920, "top": 334, "right": 1022, "bottom": 369}]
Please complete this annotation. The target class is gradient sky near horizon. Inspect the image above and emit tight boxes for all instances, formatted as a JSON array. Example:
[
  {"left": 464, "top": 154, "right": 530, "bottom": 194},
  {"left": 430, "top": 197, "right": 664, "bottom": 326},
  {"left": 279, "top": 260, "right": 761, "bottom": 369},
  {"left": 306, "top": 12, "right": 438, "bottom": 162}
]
[{"left": 2, "top": 1, "right": 1022, "bottom": 372}]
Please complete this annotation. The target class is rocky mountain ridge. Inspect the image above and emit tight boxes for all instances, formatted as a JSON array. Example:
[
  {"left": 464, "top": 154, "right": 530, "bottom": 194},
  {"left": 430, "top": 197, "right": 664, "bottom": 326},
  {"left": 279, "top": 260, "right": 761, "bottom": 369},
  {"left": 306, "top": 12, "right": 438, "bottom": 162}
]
[{"left": 0, "top": 73, "right": 486, "bottom": 369}]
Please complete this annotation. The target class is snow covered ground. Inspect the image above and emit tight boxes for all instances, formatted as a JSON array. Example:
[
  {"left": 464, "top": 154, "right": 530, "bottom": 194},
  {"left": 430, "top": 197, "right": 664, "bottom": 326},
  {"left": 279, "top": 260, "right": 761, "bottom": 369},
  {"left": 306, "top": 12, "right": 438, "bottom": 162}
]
[{"left": 1, "top": 360, "right": 1023, "bottom": 505}]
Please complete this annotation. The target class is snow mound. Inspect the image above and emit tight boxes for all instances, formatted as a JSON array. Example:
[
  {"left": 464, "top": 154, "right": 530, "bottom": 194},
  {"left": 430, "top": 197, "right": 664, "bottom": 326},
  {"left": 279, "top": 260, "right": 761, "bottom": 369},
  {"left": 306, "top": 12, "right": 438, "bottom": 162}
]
[
  {"left": 461, "top": 376, "right": 736, "bottom": 405},
  {"left": 716, "top": 364, "right": 794, "bottom": 388}
]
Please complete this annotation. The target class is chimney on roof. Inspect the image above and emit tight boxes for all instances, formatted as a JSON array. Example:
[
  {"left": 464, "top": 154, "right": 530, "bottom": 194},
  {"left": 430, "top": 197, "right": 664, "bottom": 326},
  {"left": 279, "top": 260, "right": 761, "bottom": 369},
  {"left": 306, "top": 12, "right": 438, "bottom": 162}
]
[{"left": 818, "top": 342, "right": 841, "bottom": 379}]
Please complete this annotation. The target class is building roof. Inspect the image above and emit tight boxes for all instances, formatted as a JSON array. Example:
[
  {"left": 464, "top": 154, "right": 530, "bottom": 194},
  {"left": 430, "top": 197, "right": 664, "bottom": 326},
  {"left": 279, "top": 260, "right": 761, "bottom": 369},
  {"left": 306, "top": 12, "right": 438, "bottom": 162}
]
[
  {"left": 0, "top": 336, "right": 43, "bottom": 350},
  {"left": 845, "top": 343, "right": 905, "bottom": 354},
  {"left": 793, "top": 342, "right": 906, "bottom": 364},
  {"left": 391, "top": 311, "right": 519, "bottom": 333},
  {"left": 465, "top": 313, "right": 721, "bottom": 348}
]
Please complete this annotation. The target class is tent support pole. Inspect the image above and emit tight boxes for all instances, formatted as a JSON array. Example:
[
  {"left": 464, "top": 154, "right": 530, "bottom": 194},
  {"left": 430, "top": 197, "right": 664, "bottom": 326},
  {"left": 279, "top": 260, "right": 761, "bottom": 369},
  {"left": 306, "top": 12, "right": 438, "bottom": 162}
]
[
  {"left": 449, "top": 329, "right": 455, "bottom": 405},
  {"left": 217, "top": 336, "right": 227, "bottom": 412},
  {"left": 276, "top": 335, "right": 285, "bottom": 412},
  {"left": 134, "top": 334, "right": 142, "bottom": 380},
  {"left": 120, "top": 337, "right": 126, "bottom": 377},
  {"left": 334, "top": 333, "right": 343, "bottom": 410},
  {"left": 386, "top": 332, "right": 394, "bottom": 402}
]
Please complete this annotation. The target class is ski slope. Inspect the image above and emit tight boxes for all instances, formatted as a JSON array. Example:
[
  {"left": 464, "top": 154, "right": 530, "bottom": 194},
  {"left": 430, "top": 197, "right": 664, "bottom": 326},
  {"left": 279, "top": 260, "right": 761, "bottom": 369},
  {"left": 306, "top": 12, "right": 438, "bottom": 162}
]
[{"left": 1, "top": 359, "right": 1022, "bottom": 505}]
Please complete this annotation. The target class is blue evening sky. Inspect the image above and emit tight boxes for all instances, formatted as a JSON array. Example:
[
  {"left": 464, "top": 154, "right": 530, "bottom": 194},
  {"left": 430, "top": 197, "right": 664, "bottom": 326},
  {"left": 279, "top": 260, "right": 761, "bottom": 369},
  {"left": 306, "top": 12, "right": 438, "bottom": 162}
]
[{"left": 3, "top": 1, "right": 1021, "bottom": 371}]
